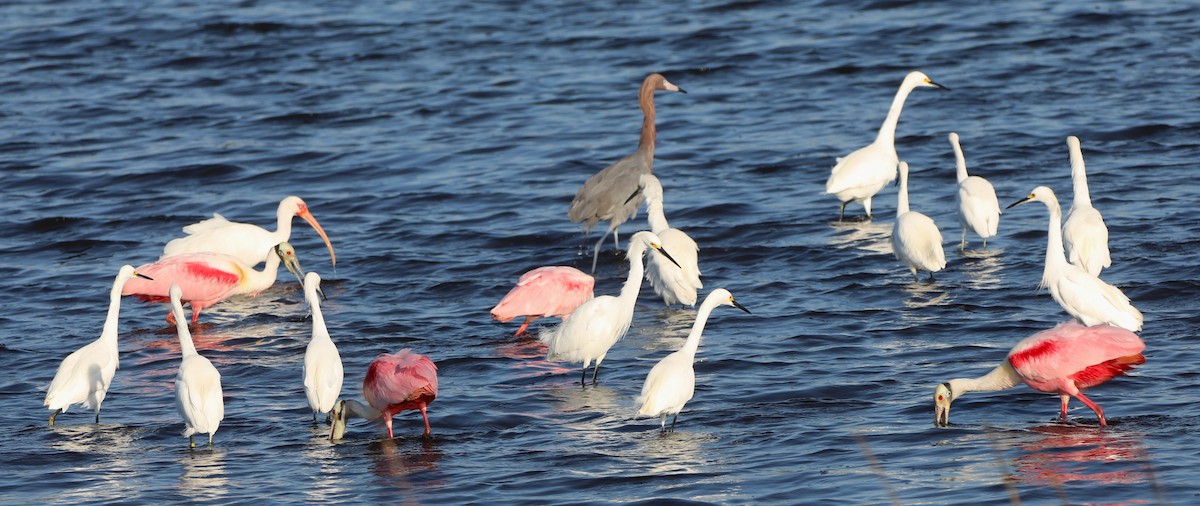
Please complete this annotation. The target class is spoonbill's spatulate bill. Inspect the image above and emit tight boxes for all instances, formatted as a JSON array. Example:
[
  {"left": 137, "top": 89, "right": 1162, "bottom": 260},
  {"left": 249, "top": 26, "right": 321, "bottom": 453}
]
[
  {"left": 636, "top": 289, "right": 750, "bottom": 432},
  {"left": 163, "top": 195, "right": 336, "bottom": 267},
  {"left": 627, "top": 174, "right": 703, "bottom": 307},
  {"left": 567, "top": 73, "right": 685, "bottom": 273},
  {"left": 1062, "top": 136, "right": 1112, "bottom": 276},
  {"left": 890, "top": 162, "right": 946, "bottom": 281},
  {"left": 1008, "top": 187, "right": 1142, "bottom": 332},
  {"left": 934, "top": 320, "right": 1144, "bottom": 427},
  {"left": 44, "top": 265, "right": 151, "bottom": 425},
  {"left": 491, "top": 266, "right": 595, "bottom": 336},
  {"left": 170, "top": 284, "right": 225, "bottom": 447},
  {"left": 541, "top": 231, "right": 680, "bottom": 385},
  {"left": 948, "top": 132, "right": 1001, "bottom": 250},
  {"left": 330, "top": 349, "right": 439, "bottom": 440},
  {"left": 302, "top": 272, "right": 343, "bottom": 422},
  {"left": 824, "top": 71, "right": 948, "bottom": 220}
]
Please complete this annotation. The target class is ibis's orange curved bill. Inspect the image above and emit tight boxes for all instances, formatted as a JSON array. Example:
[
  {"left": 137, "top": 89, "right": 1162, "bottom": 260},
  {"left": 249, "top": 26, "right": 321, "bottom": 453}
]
[{"left": 298, "top": 208, "right": 336, "bottom": 266}]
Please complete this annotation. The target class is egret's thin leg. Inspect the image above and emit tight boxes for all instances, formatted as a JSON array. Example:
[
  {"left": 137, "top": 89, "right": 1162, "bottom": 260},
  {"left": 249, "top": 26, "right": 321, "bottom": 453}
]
[
  {"left": 95, "top": 410, "right": 100, "bottom": 423},
  {"left": 189, "top": 436, "right": 196, "bottom": 448},
  {"left": 961, "top": 227, "right": 967, "bottom": 251},
  {"left": 591, "top": 363, "right": 601, "bottom": 384},
  {"left": 49, "top": 409, "right": 62, "bottom": 426},
  {"left": 982, "top": 237, "right": 988, "bottom": 250},
  {"left": 208, "top": 433, "right": 215, "bottom": 447},
  {"left": 660, "top": 415, "right": 667, "bottom": 433},
  {"left": 670, "top": 413, "right": 678, "bottom": 432},
  {"left": 580, "top": 366, "right": 587, "bottom": 386},
  {"left": 839, "top": 201, "right": 847, "bottom": 221},
  {"left": 613, "top": 228, "right": 620, "bottom": 250}
]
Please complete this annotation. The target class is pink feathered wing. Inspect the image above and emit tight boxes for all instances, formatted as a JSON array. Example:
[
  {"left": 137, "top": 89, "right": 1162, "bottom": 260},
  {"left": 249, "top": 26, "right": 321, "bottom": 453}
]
[
  {"left": 123, "top": 254, "right": 243, "bottom": 323},
  {"left": 362, "top": 349, "right": 439, "bottom": 437},
  {"left": 490, "top": 266, "right": 594, "bottom": 336}
]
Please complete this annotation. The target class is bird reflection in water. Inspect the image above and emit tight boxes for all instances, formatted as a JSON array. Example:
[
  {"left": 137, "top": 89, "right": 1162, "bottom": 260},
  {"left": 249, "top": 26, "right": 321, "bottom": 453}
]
[
  {"left": 178, "top": 448, "right": 229, "bottom": 503},
  {"left": 828, "top": 219, "right": 893, "bottom": 255},
  {"left": 1013, "top": 424, "right": 1158, "bottom": 489},
  {"left": 490, "top": 333, "right": 574, "bottom": 380},
  {"left": 958, "top": 247, "right": 1004, "bottom": 290},
  {"left": 368, "top": 438, "right": 445, "bottom": 490}
]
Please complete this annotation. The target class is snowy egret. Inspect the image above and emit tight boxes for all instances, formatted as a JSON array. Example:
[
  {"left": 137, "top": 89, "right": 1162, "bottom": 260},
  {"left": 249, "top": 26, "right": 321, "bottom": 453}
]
[
  {"left": 825, "top": 71, "right": 948, "bottom": 219},
  {"left": 891, "top": 162, "right": 946, "bottom": 281},
  {"left": 1063, "top": 136, "right": 1111, "bottom": 276},
  {"left": 125, "top": 242, "right": 305, "bottom": 323},
  {"left": 162, "top": 196, "right": 335, "bottom": 267},
  {"left": 491, "top": 266, "right": 595, "bottom": 336},
  {"left": 541, "top": 231, "right": 680, "bottom": 385},
  {"left": 626, "top": 174, "right": 703, "bottom": 306},
  {"left": 567, "top": 73, "right": 686, "bottom": 273},
  {"left": 934, "top": 320, "right": 1144, "bottom": 427},
  {"left": 948, "top": 132, "right": 1001, "bottom": 250},
  {"left": 1008, "top": 187, "right": 1142, "bottom": 331},
  {"left": 170, "top": 285, "right": 225, "bottom": 447},
  {"left": 330, "top": 349, "right": 439, "bottom": 440},
  {"left": 44, "top": 265, "right": 151, "bottom": 425},
  {"left": 635, "top": 289, "right": 750, "bottom": 432},
  {"left": 303, "top": 272, "right": 342, "bottom": 422}
]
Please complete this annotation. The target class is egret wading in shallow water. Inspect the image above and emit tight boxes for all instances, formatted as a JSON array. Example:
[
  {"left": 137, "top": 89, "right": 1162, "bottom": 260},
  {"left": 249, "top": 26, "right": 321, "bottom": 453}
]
[
  {"left": 824, "top": 71, "right": 948, "bottom": 220},
  {"left": 163, "top": 195, "right": 336, "bottom": 267},
  {"left": 934, "top": 320, "right": 1144, "bottom": 427},
  {"left": 1008, "top": 187, "right": 1142, "bottom": 332},
  {"left": 1063, "top": 136, "right": 1111, "bottom": 276},
  {"left": 541, "top": 231, "right": 681, "bottom": 385},
  {"left": 44, "top": 265, "right": 151, "bottom": 425},
  {"left": 330, "top": 349, "right": 439, "bottom": 440},
  {"left": 566, "top": 73, "right": 686, "bottom": 273},
  {"left": 948, "top": 132, "right": 1001, "bottom": 250},
  {"left": 302, "top": 272, "right": 342, "bottom": 423},
  {"left": 636, "top": 289, "right": 750, "bottom": 432},
  {"left": 124, "top": 242, "right": 305, "bottom": 324},
  {"left": 627, "top": 174, "right": 702, "bottom": 307},
  {"left": 891, "top": 162, "right": 946, "bottom": 281},
  {"left": 170, "top": 285, "right": 225, "bottom": 447},
  {"left": 490, "top": 266, "right": 595, "bottom": 336}
]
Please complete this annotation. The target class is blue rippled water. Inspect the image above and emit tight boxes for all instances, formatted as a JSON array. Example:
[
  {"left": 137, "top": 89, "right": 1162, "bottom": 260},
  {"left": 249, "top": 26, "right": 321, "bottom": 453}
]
[{"left": 3, "top": 0, "right": 1200, "bottom": 504}]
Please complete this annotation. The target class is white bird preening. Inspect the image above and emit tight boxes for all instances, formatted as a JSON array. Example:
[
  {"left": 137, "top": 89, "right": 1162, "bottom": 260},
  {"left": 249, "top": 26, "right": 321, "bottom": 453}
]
[
  {"left": 948, "top": 132, "right": 1001, "bottom": 250},
  {"left": 626, "top": 174, "right": 703, "bottom": 307},
  {"left": 1063, "top": 136, "right": 1112, "bottom": 276},
  {"left": 170, "top": 284, "right": 225, "bottom": 447},
  {"left": 541, "top": 231, "right": 681, "bottom": 385},
  {"left": 824, "top": 71, "right": 949, "bottom": 220},
  {"left": 1008, "top": 187, "right": 1142, "bottom": 332},
  {"left": 162, "top": 196, "right": 336, "bottom": 268},
  {"left": 302, "top": 272, "right": 342, "bottom": 422},
  {"left": 636, "top": 288, "right": 750, "bottom": 432},
  {"left": 44, "top": 265, "right": 151, "bottom": 425},
  {"left": 891, "top": 162, "right": 946, "bottom": 281}
]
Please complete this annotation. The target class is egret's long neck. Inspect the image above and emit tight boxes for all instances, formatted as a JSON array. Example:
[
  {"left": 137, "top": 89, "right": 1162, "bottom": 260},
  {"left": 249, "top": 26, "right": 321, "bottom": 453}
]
[
  {"left": 645, "top": 196, "right": 670, "bottom": 233},
  {"left": 948, "top": 361, "right": 1022, "bottom": 401},
  {"left": 679, "top": 298, "right": 720, "bottom": 357},
  {"left": 99, "top": 276, "right": 126, "bottom": 345},
  {"left": 896, "top": 172, "right": 910, "bottom": 217},
  {"left": 1041, "top": 196, "right": 1069, "bottom": 288},
  {"left": 171, "top": 301, "right": 198, "bottom": 357},
  {"left": 875, "top": 82, "right": 915, "bottom": 146},
  {"left": 244, "top": 250, "right": 283, "bottom": 291},
  {"left": 636, "top": 84, "right": 658, "bottom": 163},
  {"left": 952, "top": 140, "right": 968, "bottom": 184},
  {"left": 306, "top": 290, "right": 328, "bottom": 342},
  {"left": 344, "top": 399, "right": 382, "bottom": 421},
  {"left": 618, "top": 243, "right": 649, "bottom": 304},
  {"left": 1069, "top": 149, "right": 1092, "bottom": 209}
]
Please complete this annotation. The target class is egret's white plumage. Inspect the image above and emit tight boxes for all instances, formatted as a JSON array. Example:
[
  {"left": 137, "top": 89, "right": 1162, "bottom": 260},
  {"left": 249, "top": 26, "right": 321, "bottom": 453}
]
[
  {"left": 631, "top": 174, "right": 702, "bottom": 307},
  {"left": 1008, "top": 187, "right": 1142, "bottom": 332},
  {"left": 170, "top": 285, "right": 225, "bottom": 447},
  {"left": 891, "top": 162, "right": 946, "bottom": 281},
  {"left": 302, "top": 272, "right": 342, "bottom": 421},
  {"left": 44, "top": 265, "right": 150, "bottom": 425},
  {"left": 824, "top": 71, "right": 948, "bottom": 219},
  {"left": 636, "top": 289, "right": 750, "bottom": 432},
  {"left": 541, "top": 231, "right": 681, "bottom": 384},
  {"left": 948, "top": 132, "right": 1001, "bottom": 250},
  {"left": 1062, "top": 136, "right": 1111, "bottom": 276}
]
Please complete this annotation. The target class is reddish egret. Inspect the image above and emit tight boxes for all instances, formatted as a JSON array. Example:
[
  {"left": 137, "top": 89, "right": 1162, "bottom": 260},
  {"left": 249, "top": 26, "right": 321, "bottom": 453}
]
[
  {"left": 891, "top": 162, "right": 946, "bottom": 281},
  {"left": 491, "top": 266, "right": 594, "bottom": 336},
  {"left": 948, "top": 132, "right": 1001, "bottom": 250},
  {"left": 1063, "top": 136, "right": 1111, "bottom": 276},
  {"left": 330, "top": 349, "right": 439, "bottom": 440},
  {"left": 163, "top": 196, "right": 335, "bottom": 267}
]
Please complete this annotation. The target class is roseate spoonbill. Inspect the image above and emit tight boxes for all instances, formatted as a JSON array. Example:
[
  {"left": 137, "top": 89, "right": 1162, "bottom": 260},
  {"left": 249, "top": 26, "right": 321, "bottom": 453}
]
[
  {"left": 490, "top": 266, "right": 594, "bottom": 336},
  {"left": 302, "top": 272, "right": 342, "bottom": 422},
  {"left": 825, "top": 71, "right": 948, "bottom": 220},
  {"left": 948, "top": 132, "right": 1001, "bottom": 250},
  {"left": 626, "top": 174, "right": 703, "bottom": 307},
  {"left": 1063, "top": 136, "right": 1111, "bottom": 276},
  {"left": 162, "top": 196, "right": 335, "bottom": 267},
  {"left": 1008, "top": 187, "right": 1142, "bottom": 331},
  {"left": 636, "top": 289, "right": 750, "bottom": 432},
  {"left": 934, "top": 320, "right": 1145, "bottom": 427},
  {"left": 567, "top": 73, "right": 685, "bottom": 272},
  {"left": 170, "top": 285, "right": 225, "bottom": 447},
  {"left": 124, "top": 242, "right": 305, "bottom": 324},
  {"left": 541, "top": 231, "right": 680, "bottom": 385},
  {"left": 44, "top": 265, "right": 151, "bottom": 425},
  {"left": 891, "top": 162, "right": 946, "bottom": 281},
  {"left": 330, "top": 349, "right": 439, "bottom": 440}
]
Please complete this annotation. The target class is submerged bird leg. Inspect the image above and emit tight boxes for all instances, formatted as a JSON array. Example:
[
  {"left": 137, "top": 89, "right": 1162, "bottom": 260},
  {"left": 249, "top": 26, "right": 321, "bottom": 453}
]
[
  {"left": 208, "top": 433, "right": 215, "bottom": 446},
  {"left": 613, "top": 228, "right": 620, "bottom": 250},
  {"left": 660, "top": 415, "right": 667, "bottom": 433},
  {"left": 1059, "top": 394, "right": 1070, "bottom": 421},
  {"left": 49, "top": 409, "right": 62, "bottom": 426},
  {"left": 325, "top": 412, "right": 332, "bottom": 425},
  {"left": 1072, "top": 391, "right": 1108, "bottom": 426},
  {"left": 670, "top": 413, "right": 678, "bottom": 433},
  {"left": 839, "top": 201, "right": 848, "bottom": 221},
  {"left": 420, "top": 404, "right": 432, "bottom": 437},
  {"left": 95, "top": 411, "right": 101, "bottom": 423},
  {"left": 591, "top": 363, "right": 601, "bottom": 384},
  {"left": 580, "top": 366, "right": 587, "bottom": 386},
  {"left": 961, "top": 228, "right": 967, "bottom": 251},
  {"left": 189, "top": 436, "right": 196, "bottom": 448},
  {"left": 166, "top": 310, "right": 177, "bottom": 326},
  {"left": 514, "top": 316, "right": 537, "bottom": 336}
]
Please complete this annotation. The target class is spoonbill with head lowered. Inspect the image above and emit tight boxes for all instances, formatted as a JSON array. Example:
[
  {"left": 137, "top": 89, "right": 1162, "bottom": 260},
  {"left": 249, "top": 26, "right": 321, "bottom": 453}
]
[
  {"left": 825, "top": 71, "right": 948, "bottom": 220},
  {"left": 170, "top": 284, "right": 225, "bottom": 447},
  {"left": 636, "top": 288, "right": 750, "bottom": 432},
  {"left": 541, "top": 231, "right": 681, "bottom": 385},
  {"left": 948, "top": 132, "right": 1001, "bottom": 250},
  {"left": 162, "top": 196, "right": 336, "bottom": 267},
  {"left": 44, "top": 265, "right": 152, "bottom": 425},
  {"left": 567, "top": 73, "right": 686, "bottom": 273},
  {"left": 491, "top": 266, "right": 594, "bottom": 336},
  {"left": 934, "top": 320, "right": 1144, "bottom": 427},
  {"left": 302, "top": 272, "right": 342, "bottom": 422},
  {"left": 891, "top": 162, "right": 946, "bottom": 281},
  {"left": 626, "top": 174, "right": 702, "bottom": 307},
  {"left": 330, "top": 349, "right": 439, "bottom": 440},
  {"left": 1063, "top": 136, "right": 1111, "bottom": 276},
  {"left": 1008, "top": 187, "right": 1142, "bottom": 331}
]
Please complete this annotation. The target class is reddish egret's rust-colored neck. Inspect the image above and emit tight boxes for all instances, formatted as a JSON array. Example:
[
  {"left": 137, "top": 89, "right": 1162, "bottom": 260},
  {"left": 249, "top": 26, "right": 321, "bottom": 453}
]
[{"left": 635, "top": 76, "right": 660, "bottom": 158}]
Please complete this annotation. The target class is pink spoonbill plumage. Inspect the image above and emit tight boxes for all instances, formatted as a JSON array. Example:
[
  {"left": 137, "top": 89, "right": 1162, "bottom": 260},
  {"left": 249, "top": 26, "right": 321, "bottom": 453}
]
[
  {"left": 162, "top": 195, "right": 336, "bottom": 267},
  {"left": 491, "top": 266, "right": 595, "bottom": 336},
  {"left": 330, "top": 349, "right": 439, "bottom": 440}
]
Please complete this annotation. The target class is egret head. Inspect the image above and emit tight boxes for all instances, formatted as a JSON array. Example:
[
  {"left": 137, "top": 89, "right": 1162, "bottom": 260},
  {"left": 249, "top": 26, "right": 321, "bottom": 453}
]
[
  {"left": 303, "top": 271, "right": 326, "bottom": 301},
  {"left": 906, "top": 70, "right": 949, "bottom": 91},
  {"left": 711, "top": 288, "right": 751, "bottom": 315},
  {"left": 1006, "top": 186, "right": 1057, "bottom": 210}
]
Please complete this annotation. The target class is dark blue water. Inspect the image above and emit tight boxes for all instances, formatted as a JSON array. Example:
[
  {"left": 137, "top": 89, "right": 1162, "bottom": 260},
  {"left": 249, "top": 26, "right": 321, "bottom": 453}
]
[{"left": 3, "top": 0, "right": 1199, "bottom": 503}]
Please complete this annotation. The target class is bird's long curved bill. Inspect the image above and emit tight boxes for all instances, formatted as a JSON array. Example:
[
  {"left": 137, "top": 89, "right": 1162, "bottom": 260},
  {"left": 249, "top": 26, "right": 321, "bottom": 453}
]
[
  {"left": 1006, "top": 197, "right": 1032, "bottom": 209},
  {"left": 298, "top": 209, "right": 336, "bottom": 267},
  {"left": 281, "top": 251, "right": 306, "bottom": 287},
  {"left": 655, "top": 246, "right": 682, "bottom": 269}
]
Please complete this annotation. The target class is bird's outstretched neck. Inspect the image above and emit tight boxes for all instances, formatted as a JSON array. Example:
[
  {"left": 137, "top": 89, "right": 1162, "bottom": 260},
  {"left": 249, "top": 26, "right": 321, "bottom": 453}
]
[
  {"left": 946, "top": 361, "right": 1022, "bottom": 401},
  {"left": 330, "top": 399, "right": 382, "bottom": 440}
]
